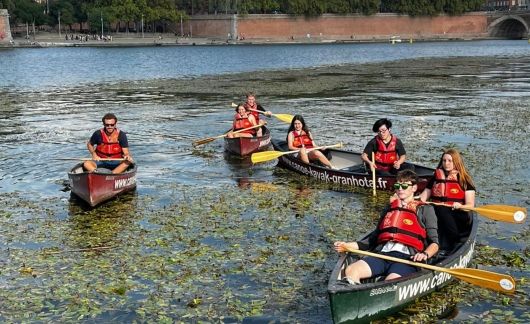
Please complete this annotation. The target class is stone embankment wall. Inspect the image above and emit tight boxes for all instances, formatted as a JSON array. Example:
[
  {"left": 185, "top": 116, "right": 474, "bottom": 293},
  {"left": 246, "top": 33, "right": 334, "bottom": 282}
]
[
  {"left": 0, "top": 9, "right": 13, "bottom": 44},
  {"left": 186, "top": 13, "right": 488, "bottom": 41}
]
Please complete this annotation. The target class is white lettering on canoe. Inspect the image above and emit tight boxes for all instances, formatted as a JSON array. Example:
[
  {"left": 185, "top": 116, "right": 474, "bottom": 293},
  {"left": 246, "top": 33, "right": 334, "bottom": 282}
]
[
  {"left": 114, "top": 175, "right": 137, "bottom": 190},
  {"left": 370, "top": 284, "right": 398, "bottom": 296},
  {"left": 397, "top": 242, "right": 475, "bottom": 301},
  {"left": 259, "top": 137, "right": 271, "bottom": 148},
  {"left": 282, "top": 157, "right": 388, "bottom": 189}
]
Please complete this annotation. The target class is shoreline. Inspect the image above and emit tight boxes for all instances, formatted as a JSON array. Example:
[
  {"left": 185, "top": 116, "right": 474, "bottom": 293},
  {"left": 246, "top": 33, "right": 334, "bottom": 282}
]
[{"left": 1, "top": 32, "right": 500, "bottom": 48}]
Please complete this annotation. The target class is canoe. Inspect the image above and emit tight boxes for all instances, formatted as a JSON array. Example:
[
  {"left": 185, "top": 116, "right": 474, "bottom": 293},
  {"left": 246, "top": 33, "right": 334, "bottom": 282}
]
[
  {"left": 271, "top": 139, "right": 434, "bottom": 192},
  {"left": 68, "top": 163, "right": 137, "bottom": 207},
  {"left": 328, "top": 213, "right": 478, "bottom": 323},
  {"left": 224, "top": 126, "right": 271, "bottom": 156}
]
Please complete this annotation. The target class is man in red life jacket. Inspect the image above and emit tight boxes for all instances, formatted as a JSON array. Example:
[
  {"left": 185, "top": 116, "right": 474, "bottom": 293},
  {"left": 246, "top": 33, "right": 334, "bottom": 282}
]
[
  {"left": 243, "top": 92, "right": 271, "bottom": 137},
  {"left": 83, "top": 113, "right": 133, "bottom": 174},
  {"left": 361, "top": 118, "right": 411, "bottom": 175},
  {"left": 333, "top": 170, "right": 439, "bottom": 284}
]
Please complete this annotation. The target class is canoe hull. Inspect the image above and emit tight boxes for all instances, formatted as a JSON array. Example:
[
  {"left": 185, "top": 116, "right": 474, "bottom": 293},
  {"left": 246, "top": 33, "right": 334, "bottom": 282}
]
[
  {"left": 68, "top": 163, "right": 137, "bottom": 207},
  {"left": 328, "top": 215, "right": 478, "bottom": 323},
  {"left": 224, "top": 126, "right": 271, "bottom": 156},
  {"left": 272, "top": 139, "right": 433, "bottom": 192}
]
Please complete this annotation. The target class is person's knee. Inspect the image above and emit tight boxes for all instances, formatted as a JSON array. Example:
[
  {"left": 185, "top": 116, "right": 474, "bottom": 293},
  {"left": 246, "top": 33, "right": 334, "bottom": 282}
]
[{"left": 385, "top": 273, "right": 402, "bottom": 280}]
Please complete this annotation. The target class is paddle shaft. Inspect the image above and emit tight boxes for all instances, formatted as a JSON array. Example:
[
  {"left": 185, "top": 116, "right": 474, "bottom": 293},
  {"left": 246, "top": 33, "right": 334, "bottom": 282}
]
[
  {"left": 251, "top": 143, "right": 343, "bottom": 164},
  {"left": 231, "top": 103, "right": 292, "bottom": 123},
  {"left": 345, "top": 248, "right": 516, "bottom": 294},
  {"left": 231, "top": 124, "right": 263, "bottom": 135},
  {"left": 281, "top": 143, "right": 342, "bottom": 157},
  {"left": 426, "top": 202, "right": 526, "bottom": 224},
  {"left": 371, "top": 152, "right": 376, "bottom": 196},
  {"left": 193, "top": 124, "right": 263, "bottom": 146},
  {"left": 56, "top": 158, "right": 125, "bottom": 161}
]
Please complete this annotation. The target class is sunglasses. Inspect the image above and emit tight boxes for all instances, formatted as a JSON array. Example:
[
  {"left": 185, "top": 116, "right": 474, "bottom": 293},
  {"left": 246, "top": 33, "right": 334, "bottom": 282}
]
[
  {"left": 393, "top": 182, "right": 414, "bottom": 190},
  {"left": 104, "top": 123, "right": 116, "bottom": 127}
]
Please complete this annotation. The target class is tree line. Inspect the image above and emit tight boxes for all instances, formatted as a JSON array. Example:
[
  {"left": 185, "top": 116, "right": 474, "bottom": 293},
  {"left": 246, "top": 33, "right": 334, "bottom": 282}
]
[{"left": 0, "top": 0, "right": 485, "bottom": 33}]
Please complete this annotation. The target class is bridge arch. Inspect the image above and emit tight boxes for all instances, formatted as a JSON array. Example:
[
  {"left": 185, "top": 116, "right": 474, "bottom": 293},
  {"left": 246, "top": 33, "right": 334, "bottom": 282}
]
[{"left": 488, "top": 15, "right": 529, "bottom": 39}]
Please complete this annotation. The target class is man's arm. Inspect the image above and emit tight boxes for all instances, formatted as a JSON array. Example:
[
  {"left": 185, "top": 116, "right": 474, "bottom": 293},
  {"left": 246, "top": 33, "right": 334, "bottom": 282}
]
[
  {"left": 393, "top": 138, "right": 407, "bottom": 169},
  {"left": 87, "top": 140, "right": 100, "bottom": 161},
  {"left": 361, "top": 138, "right": 376, "bottom": 168}
]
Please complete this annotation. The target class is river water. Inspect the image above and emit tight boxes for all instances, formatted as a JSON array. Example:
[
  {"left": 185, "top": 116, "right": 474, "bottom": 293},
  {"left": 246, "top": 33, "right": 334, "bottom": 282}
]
[{"left": 0, "top": 40, "right": 528, "bottom": 322}]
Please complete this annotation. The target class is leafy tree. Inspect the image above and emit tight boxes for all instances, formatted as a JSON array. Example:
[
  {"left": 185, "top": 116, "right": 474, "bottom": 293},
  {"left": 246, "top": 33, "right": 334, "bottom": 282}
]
[
  {"left": 50, "top": 0, "right": 77, "bottom": 29},
  {"left": 11, "top": 0, "right": 46, "bottom": 25}
]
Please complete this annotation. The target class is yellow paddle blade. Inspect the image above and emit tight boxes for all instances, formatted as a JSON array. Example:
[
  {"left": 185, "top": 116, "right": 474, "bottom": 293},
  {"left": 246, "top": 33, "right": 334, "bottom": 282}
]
[
  {"left": 471, "top": 207, "right": 526, "bottom": 224},
  {"left": 446, "top": 267, "right": 516, "bottom": 294},
  {"left": 273, "top": 113, "right": 294, "bottom": 124},
  {"left": 251, "top": 150, "right": 284, "bottom": 164}
]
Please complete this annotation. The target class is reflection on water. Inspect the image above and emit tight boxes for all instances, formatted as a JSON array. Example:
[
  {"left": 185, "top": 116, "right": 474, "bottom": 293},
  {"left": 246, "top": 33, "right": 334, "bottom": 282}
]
[{"left": 0, "top": 47, "right": 529, "bottom": 322}]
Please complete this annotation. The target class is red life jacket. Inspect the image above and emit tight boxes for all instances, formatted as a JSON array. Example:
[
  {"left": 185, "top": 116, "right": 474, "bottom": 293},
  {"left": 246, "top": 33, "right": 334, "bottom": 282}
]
[
  {"left": 243, "top": 102, "right": 260, "bottom": 123},
  {"left": 374, "top": 135, "right": 398, "bottom": 171},
  {"left": 95, "top": 129, "right": 123, "bottom": 158},
  {"left": 233, "top": 114, "right": 256, "bottom": 135},
  {"left": 291, "top": 131, "right": 314, "bottom": 148},
  {"left": 431, "top": 168, "right": 466, "bottom": 205},
  {"left": 377, "top": 200, "right": 427, "bottom": 252}
]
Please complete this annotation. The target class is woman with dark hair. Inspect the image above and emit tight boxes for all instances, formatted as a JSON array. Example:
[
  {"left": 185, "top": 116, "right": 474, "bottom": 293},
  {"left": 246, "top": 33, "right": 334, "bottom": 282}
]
[
  {"left": 361, "top": 118, "right": 410, "bottom": 175},
  {"left": 419, "top": 148, "right": 476, "bottom": 250},
  {"left": 287, "top": 115, "right": 335, "bottom": 169},
  {"left": 227, "top": 103, "right": 258, "bottom": 138}
]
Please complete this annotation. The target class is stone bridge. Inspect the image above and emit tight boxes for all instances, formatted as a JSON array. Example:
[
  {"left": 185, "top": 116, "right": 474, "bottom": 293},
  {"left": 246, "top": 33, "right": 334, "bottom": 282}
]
[{"left": 487, "top": 10, "right": 530, "bottom": 39}]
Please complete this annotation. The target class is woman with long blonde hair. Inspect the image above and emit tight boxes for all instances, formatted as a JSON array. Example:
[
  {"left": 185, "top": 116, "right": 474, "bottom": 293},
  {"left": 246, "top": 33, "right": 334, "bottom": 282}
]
[{"left": 419, "top": 148, "right": 476, "bottom": 251}]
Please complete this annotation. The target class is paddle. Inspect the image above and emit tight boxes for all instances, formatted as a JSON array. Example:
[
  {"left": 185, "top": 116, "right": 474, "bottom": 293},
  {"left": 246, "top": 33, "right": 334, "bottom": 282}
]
[
  {"left": 192, "top": 124, "right": 263, "bottom": 146},
  {"left": 344, "top": 248, "right": 516, "bottom": 294},
  {"left": 251, "top": 143, "right": 343, "bottom": 164},
  {"left": 231, "top": 102, "right": 293, "bottom": 124},
  {"left": 55, "top": 158, "right": 125, "bottom": 161},
  {"left": 427, "top": 202, "right": 527, "bottom": 224},
  {"left": 371, "top": 152, "right": 376, "bottom": 197}
]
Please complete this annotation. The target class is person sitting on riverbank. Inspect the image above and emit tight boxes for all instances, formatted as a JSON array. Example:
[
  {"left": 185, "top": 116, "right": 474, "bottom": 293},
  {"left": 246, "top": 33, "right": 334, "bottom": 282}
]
[
  {"left": 227, "top": 104, "right": 259, "bottom": 138},
  {"left": 83, "top": 113, "right": 133, "bottom": 174},
  {"left": 361, "top": 118, "right": 412, "bottom": 175},
  {"left": 243, "top": 92, "right": 271, "bottom": 136},
  {"left": 287, "top": 115, "right": 336, "bottom": 169},
  {"left": 333, "top": 170, "right": 439, "bottom": 284},
  {"left": 419, "top": 148, "right": 475, "bottom": 251}
]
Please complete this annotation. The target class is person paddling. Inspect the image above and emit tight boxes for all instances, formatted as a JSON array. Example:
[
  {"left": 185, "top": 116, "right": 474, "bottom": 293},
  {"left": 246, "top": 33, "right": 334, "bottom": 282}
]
[
  {"left": 287, "top": 115, "right": 336, "bottom": 169},
  {"left": 227, "top": 104, "right": 259, "bottom": 138},
  {"left": 419, "top": 148, "right": 476, "bottom": 251},
  {"left": 361, "top": 118, "right": 412, "bottom": 175},
  {"left": 334, "top": 170, "right": 439, "bottom": 284},
  {"left": 243, "top": 92, "right": 271, "bottom": 137}
]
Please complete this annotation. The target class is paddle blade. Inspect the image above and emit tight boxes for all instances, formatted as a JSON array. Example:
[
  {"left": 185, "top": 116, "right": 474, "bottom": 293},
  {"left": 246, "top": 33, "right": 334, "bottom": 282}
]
[
  {"left": 473, "top": 206, "right": 527, "bottom": 224},
  {"left": 251, "top": 151, "right": 284, "bottom": 164},
  {"left": 193, "top": 137, "right": 215, "bottom": 146},
  {"left": 480, "top": 205, "right": 527, "bottom": 223},
  {"left": 273, "top": 114, "right": 294, "bottom": 124},
  {"left": 448, "top": 267, "right": 516, "bottom": 294}
]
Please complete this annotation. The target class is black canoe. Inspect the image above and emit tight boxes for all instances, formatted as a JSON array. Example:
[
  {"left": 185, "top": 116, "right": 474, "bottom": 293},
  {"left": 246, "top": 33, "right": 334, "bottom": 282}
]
[
  {"left": 327, "top": 214, "right": 478, "bottom": 323},
  {"left": 272, "top": 139, "right": 434, "bottom": 193}
]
